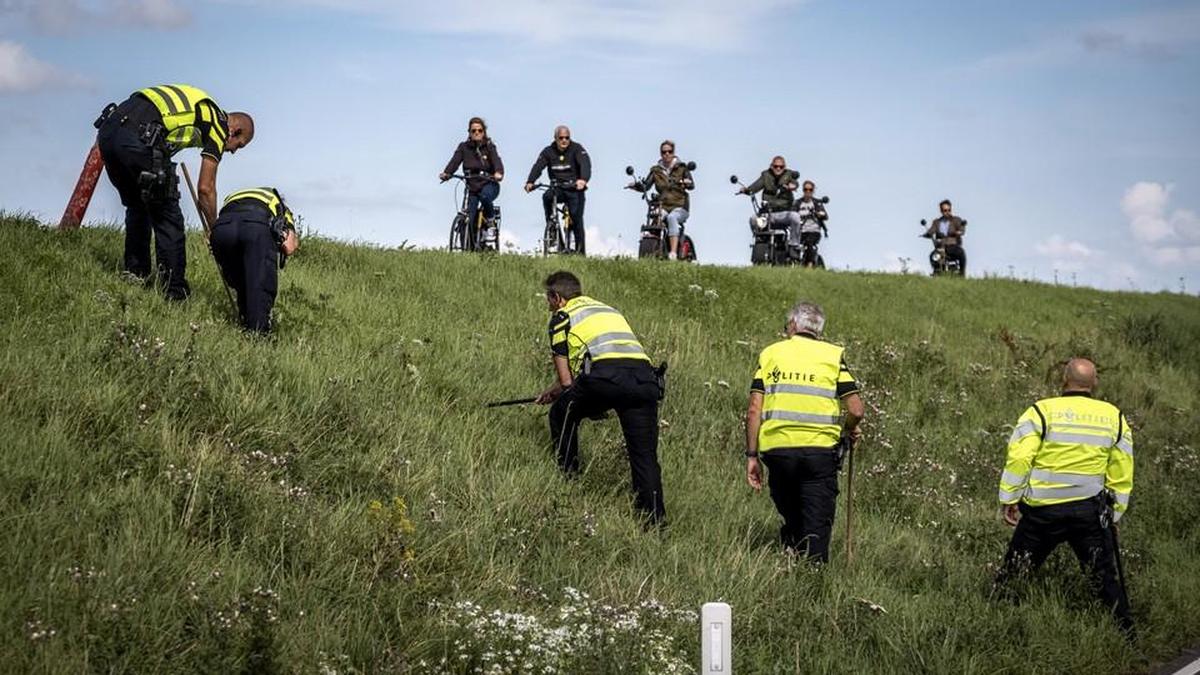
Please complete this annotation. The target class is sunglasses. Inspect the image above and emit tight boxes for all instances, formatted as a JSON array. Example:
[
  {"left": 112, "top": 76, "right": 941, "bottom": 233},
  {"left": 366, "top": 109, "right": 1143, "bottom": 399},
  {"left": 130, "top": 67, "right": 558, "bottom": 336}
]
[
  {"left": 771, "top": 165, "right": 785, "bottom": 170},
  {"left": 661, "top": 149, "right": 674, "bottom": 155},
  {"left": 803, "top": 187, "right": 814, "bottom": 192},
  {"left": 556, "top": 135, "right": 570, "bottom": 140},
  {"left": 470, "top": 128, "right": 484, "bottom": 133}
]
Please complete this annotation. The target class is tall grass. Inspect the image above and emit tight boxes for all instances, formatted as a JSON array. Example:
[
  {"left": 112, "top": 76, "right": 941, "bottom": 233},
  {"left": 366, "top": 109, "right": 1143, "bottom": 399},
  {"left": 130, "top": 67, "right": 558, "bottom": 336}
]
[{"left": 1, "top": 214, "right": 1197, "bottom": 673}]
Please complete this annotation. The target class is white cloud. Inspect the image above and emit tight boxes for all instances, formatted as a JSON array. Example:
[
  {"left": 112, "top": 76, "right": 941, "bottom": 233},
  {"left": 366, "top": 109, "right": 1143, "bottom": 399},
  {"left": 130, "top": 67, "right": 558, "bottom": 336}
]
[
  {"left": 584, "top": 225, "right": 633, "bottom": 258},
  {"left": 2, "top": 0, "right": 190, "bottom": 34},
  {"left": 1034, "top": 234, "right": 1096, "bottom": 259},
  {"left": 1120, "top": 181, "right": 1200, "bottom": 266},
  {"left": 0, "top": 40, "right": 89, "bottom": 93},
  {"left": 247, "top": 0, "right": 803, "bottom": 50},
  {"left": 962, "top": 5, "right": 1200, "bottom": 74},
  {"left": 1032, "top": 234, "right": 1100, "bottom": 274}
]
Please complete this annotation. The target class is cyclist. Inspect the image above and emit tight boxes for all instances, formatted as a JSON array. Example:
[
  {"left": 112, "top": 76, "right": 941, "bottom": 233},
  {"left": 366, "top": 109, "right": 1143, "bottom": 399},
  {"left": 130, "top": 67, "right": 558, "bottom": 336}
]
[
  {"left": 922, "top": 199, "right": 967, "bottom": 274},
  {"left": 795, "top": 180, "right": 828, "bottom": 266},
  {"left": 525, "top": 125, "right": 591, "bottom": 255},
  {"left": 738, "top": 156, "right": 802, "bottom": 247},
  {"left": 440, "top": 117, "right": 504, "bottom": 249},
  {"left": 627, "top": 139, "right": 694, "bottom": 260}
]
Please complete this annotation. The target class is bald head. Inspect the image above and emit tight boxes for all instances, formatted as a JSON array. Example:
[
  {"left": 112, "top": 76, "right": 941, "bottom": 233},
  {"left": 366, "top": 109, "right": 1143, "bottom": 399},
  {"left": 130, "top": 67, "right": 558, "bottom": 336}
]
[
  {"left": 1062, "top": 358, "right": 1097, "bottom": 392},
  {"left": 225, "top": 111, "right": 255, "bottom": 154}
]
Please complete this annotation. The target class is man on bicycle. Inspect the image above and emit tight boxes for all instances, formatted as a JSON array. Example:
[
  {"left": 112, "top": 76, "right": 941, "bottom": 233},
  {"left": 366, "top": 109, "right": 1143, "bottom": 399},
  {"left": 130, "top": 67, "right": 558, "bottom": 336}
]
[
  {"left": 525, "top": 125, "right": 591, "bottom": 255},
  {"left": 795, "top": 180, "right": 828, "bottom": 267},
  {"left": 627, "top": 139, "right": 694, "bottom": 260},
  {"left": 440, "top": 116, "right": 504, "bottom": 250},
  {"left": 922, "top": 199, "right": 967, "bottom": 275},
  {"left": 739, "top": 156, "right": 803, "bottom": 247}
]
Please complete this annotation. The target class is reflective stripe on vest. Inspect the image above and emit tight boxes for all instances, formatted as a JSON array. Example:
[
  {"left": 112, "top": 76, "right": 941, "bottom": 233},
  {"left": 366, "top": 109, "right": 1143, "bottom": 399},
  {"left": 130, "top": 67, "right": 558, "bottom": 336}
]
[
  {"left": 757, "top": 336, "right": 845, "bottom": 452},
  {"left": 137, "top": 84, "right": 224, "bottom": 153},
  {"left": 222, "top": 188, "right": 294, "bottom": 225},
  {"left": 562, "top": 296, "right": 649, "bottom": 374}
]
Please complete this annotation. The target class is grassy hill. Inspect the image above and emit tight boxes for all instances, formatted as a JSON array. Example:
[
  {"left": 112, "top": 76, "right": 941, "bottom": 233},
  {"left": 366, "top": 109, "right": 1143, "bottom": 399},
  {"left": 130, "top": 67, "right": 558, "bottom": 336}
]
[{"left": 1, "top": 213, "right": 1198, "bottom": 674}]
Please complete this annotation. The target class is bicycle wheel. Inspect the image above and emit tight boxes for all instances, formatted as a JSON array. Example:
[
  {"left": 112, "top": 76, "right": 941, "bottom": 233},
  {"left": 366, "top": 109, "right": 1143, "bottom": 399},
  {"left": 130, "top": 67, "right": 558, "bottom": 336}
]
[
  {"left": 542, "top": 219, "right": 559, "bottom": 257},
  {"left": 449, "top": 214, "right": 467, "bottom": 252}
]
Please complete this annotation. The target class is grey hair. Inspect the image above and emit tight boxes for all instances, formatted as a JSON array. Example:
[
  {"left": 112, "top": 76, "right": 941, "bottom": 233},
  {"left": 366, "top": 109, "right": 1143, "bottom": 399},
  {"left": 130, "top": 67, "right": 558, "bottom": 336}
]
[
  {"left": 788, "top": 302, "right": 826, "bottom": 337},
  {"left": 554, "top": 125, "right": 571, "bottom": 138}
]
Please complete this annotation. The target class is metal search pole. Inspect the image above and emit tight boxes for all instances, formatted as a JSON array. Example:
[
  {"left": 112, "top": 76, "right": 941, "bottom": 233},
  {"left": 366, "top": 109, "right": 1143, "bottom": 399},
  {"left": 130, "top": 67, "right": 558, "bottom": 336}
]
[{"left": 179, "top": 163, "right": 238, "bottom": 317}]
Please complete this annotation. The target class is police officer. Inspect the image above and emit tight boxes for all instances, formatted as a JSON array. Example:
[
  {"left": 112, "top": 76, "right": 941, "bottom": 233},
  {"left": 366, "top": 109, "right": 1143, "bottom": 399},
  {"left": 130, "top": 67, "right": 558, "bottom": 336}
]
[
  {"left": 524, "top": 126, "right": 591, "bottom": 255},
  {"left": 534, "top": 271, "right": 665, "bottom": 525},
  {"left": 993, "top": 358, "right": 1134, "bottom": 634},
  {"left": 745, "top": 301, "right": 864, "bottom": 561},
  {"left": 94, "top": 84, "right": 254, "bottom": 299},
  {"left": 921, "top": 199, "right": 967, "bottom": 275},
  {"left": 210, "top": 188, "right": 299, "bottom": 334}
]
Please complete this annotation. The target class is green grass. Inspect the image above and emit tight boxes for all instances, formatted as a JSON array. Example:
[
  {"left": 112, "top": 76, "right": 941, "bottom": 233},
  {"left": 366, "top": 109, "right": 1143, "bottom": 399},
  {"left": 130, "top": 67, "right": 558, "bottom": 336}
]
[{"left": 1, "top": 213, "right": 1198, "bottom": 673}]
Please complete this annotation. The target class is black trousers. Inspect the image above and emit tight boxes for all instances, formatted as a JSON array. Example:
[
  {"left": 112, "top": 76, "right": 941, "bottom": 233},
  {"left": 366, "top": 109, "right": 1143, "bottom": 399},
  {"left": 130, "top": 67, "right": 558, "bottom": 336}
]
[
  {"left": 96, "top": 104, "right": 190, "bottom": 300},
  {"left": 942, "top": 245, "right": 967, "bottom": 274},
  {"left": 542, "top": 188, "right": 586, "bottom": 255},
  {"left": 548, "top": 364, "right": 663, "bottom": 523},
  {"left": 210, "top": 209, "right": 279, "bottom": 333},
  {"left": 799, "top": 232, "right": 822, "bottom": 266},
  {"left": 762, "top": 449, "right": 840, "bottom": 561},
  {"left": 995, "top": 499, "right": 1133, "bottom": 633}
]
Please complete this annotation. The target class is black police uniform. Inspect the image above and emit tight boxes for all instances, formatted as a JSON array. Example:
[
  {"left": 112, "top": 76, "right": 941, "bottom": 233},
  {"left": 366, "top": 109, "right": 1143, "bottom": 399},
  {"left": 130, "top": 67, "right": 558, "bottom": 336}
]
[
  {"left": 95, "top": 95, "right": 191, "bottom": 299},
  {"left": 210, "top": 195, "right": 287, "bottom": 333},
  {"left": 546, "top": 307, "right": 665, "bottom": 525}
]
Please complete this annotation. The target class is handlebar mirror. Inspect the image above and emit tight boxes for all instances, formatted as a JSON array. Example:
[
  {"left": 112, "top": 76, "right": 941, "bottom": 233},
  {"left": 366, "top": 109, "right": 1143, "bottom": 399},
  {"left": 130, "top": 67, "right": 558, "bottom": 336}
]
[
  {"left": 686, "top": 161, "right": 697, "bottom": 171},
  {"left": 819, "top": 196, "right": 830, "bottom": 204},
  {"left": 625, "top": 165, "right": 634, "bottom": 176},
  {"left": 729, "top": 175, "right": 739, "bottom": 184},
  {"left": 920, "top": 219, "right": 928, "bottom": 226},
  {"left": 961, "top": 219, "right": 968, "bottom": 226}
]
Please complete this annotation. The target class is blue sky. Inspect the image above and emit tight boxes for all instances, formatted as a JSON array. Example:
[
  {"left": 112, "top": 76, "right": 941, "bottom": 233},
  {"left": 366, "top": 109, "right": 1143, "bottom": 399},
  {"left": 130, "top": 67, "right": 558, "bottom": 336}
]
[{"left": 1, "top": 0, "right": 1197, "bottom": 292}]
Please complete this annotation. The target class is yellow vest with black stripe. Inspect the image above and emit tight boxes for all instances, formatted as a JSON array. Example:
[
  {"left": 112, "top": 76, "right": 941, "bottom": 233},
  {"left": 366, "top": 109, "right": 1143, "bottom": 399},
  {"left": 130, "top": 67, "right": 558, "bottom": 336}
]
[
  {"left": 998, "top": 394, "right": 1134, "bottom": 521},
  {"left": 223, "top": 188, "right": 294, "bottom": 227},
  {"left": 560, "top": 296, "right": 649, "bottom": 376},
  {"left": 137, "top": 84, "right": 226, "bottom": 154},
  {"left": 757, "top": 336, "right": 845, "bottom": 452}
]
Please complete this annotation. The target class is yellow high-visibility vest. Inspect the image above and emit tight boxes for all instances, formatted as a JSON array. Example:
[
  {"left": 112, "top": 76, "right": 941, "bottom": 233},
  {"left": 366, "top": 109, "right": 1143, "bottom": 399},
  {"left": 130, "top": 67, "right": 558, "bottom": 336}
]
[
  {"left": 222, "top": 188, "right": 294, "bottom": 227},
  {"left": 137, "top": 84, "right": 228, "bottom": 155},
  {"left": 755, "top": 336, "right": 853, "bottom": 452},
  {"left": 552, "top": 296, "right": 649, "bottom": 376},
  {"left": 998, "top": 393, "right": 1134, "bottom": 521}
]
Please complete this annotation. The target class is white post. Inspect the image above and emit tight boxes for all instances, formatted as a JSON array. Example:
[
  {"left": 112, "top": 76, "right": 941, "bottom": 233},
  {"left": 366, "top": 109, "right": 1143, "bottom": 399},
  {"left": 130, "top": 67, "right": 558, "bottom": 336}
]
[{"left": 701, "top": 602, "right": 732, "bottom": 673}]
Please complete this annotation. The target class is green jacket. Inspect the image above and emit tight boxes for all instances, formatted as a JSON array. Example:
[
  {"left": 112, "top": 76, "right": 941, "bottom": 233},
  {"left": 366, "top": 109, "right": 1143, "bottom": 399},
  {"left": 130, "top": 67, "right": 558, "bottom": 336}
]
[
  {"left": 745, "top": 168, "right": 799, "bottom": 212},
  {"left": 644, "top": 160, "right": 694, "bottom": 211}
]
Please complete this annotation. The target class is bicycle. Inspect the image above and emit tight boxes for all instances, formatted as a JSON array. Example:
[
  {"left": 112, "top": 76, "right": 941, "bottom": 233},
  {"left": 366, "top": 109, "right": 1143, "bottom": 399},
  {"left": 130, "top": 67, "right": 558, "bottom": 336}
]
[
  {"left": 624, "top": 164, "right": 698, "bottom": 262},
  {"left": 531, "top": 179, "right": 579, "bottom": 256},
  {"left": 731, "top": 174, "right": 792, "bottom": 266},
  {"left": 444, "top": 172, "right": 501, "bottom": 253},
  {"left": 919, "top": 218, "right": 967, "bottom": 276}
]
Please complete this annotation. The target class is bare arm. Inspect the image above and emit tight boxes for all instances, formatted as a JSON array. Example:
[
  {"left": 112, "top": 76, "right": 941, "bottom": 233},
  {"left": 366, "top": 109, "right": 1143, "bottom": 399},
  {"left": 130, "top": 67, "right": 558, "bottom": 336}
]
[
  {"left": 746, "top": 391, "right": 764, "bottom": 490},
  {"left": 196, "top": 155, "right": 220, "bottom": 225},
  {"left": 842, "top": 392, "right": 864, "bottom": 440},
  {"left": 536, "top": 355, "right": 574, "bottom": 404}
]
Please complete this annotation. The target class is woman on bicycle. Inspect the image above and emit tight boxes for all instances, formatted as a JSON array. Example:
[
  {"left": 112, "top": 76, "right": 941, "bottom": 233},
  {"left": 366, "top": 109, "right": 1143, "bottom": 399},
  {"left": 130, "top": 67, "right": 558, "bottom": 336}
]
[{"left": 440, "top": 117, "right": 504, "bottom": 248}]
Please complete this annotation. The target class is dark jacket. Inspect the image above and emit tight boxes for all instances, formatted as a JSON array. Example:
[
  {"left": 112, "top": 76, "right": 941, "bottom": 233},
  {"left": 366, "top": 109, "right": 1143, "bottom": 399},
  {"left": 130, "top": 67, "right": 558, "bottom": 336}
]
[
  {"left": 443, "top": 140, "right": 504, "bottom": 193},
  {"left": 745, "top": 168, "right": 799, "bottom": 212},
  {"left": 924, "top": 215, "right": 966, "bottom": 246},
  {"left": 526, "top": 141, "right": 592, "bottom": 187},
  {"left": 643, "top": 159, "right": 694, "bottom": 212}
]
